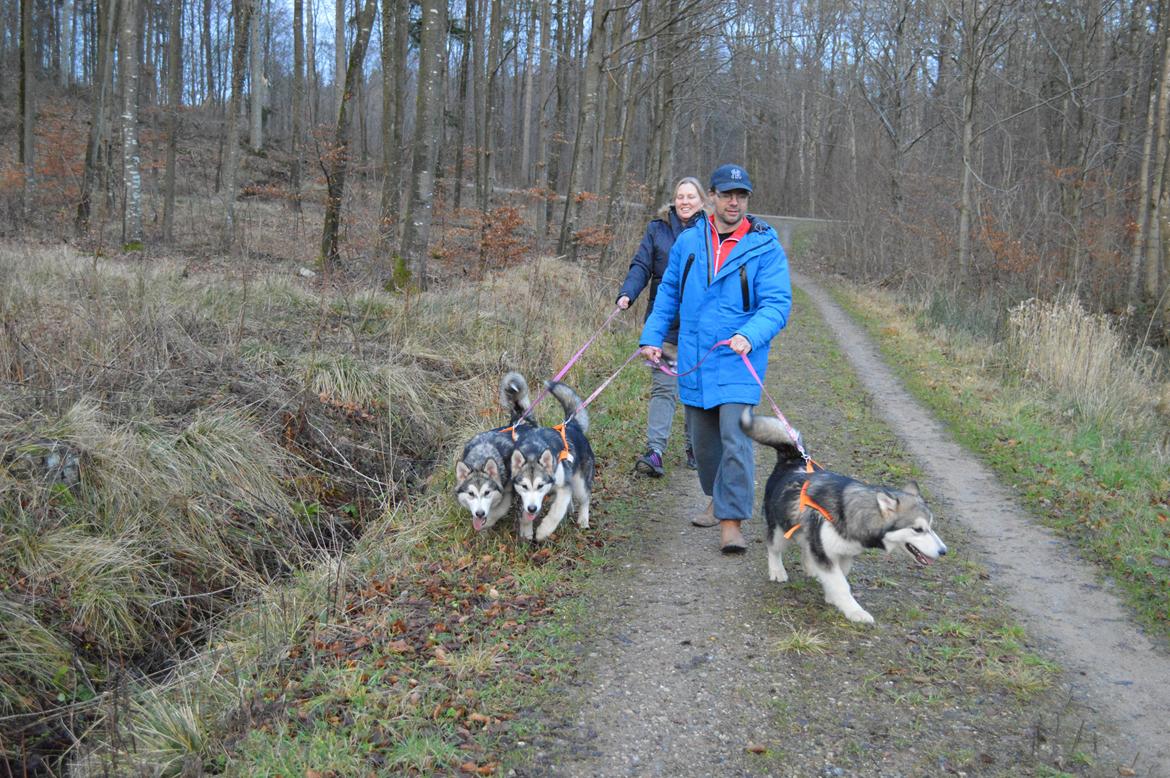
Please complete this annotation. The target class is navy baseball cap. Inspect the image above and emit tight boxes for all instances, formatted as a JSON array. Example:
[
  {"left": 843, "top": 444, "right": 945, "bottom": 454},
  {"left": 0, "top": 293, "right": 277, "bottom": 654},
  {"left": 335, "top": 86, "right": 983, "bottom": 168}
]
[{"left": 709, "top": 164, "right": 753, "bottom": 193}]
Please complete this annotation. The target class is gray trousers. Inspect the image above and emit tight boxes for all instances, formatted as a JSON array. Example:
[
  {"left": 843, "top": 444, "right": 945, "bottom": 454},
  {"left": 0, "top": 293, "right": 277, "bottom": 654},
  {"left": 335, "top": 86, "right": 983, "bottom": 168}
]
[
  {"left": 685, "top": 403, "right": 755, "bottom": 522},
  {"left": 646, "top": 366, "right": 691, "bottom": 454}
]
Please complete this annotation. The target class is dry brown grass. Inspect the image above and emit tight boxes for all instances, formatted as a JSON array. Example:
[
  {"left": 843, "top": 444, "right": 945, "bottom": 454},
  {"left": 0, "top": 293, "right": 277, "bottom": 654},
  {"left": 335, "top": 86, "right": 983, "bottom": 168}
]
[
  {"left": 0, "top": 237, "right": 627, "bottom": 771},
  {"left": 1006, "top": 295, "right": 1165, "bottom": 434}
]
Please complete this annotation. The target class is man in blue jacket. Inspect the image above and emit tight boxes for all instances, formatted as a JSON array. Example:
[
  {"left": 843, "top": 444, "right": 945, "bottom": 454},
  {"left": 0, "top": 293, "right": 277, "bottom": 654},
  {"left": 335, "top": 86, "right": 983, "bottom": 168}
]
[{"left": 639, "top": 164, "right": 792, "bottom": 553}]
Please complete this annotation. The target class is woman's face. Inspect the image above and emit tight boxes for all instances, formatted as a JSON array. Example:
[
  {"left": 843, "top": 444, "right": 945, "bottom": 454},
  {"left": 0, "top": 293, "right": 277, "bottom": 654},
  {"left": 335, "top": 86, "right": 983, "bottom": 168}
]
[{"left": 674, "top": 183, "right": 704, "bottom": 221}]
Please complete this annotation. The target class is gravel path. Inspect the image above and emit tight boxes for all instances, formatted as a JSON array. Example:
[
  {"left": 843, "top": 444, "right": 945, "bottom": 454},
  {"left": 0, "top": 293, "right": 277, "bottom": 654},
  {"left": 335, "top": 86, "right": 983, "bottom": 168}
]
[{"left": 514, "top": 273, "right": 1168, "bottom": 777}]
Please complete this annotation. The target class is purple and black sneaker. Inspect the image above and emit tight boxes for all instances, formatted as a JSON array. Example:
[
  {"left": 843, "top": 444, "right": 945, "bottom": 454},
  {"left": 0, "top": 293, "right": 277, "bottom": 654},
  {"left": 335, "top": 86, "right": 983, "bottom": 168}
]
[{"left": 634, "top": 449, "right": 665, "bottom": 477}]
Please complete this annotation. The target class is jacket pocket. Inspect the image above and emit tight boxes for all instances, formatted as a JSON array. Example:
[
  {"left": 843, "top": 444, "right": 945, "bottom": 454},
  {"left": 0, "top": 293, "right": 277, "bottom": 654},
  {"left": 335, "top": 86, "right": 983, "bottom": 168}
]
[
  {"left": 740, "top": 266, "right": 750, "bottom": 312},
  {"left": 679, "top": 253, "right": 695, "bottom": 307}
]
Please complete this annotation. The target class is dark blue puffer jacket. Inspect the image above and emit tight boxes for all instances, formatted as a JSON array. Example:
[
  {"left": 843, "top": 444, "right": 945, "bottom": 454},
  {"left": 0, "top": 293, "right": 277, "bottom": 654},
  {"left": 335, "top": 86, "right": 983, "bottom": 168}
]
[{"left": 617, "top": 206, "right": 701, "bottom": 345}]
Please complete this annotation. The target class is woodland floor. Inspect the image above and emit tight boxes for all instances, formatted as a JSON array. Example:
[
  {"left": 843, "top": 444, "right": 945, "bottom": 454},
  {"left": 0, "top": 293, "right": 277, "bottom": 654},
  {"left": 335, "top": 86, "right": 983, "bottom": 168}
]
[{"left": 499, "top": 274, "right": 1169, "bottom": 778}]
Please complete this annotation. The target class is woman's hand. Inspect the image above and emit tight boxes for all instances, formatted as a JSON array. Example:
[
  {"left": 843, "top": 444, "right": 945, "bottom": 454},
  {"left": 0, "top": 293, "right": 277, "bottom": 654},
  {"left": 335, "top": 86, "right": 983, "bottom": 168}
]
[
  {"left": 616, "top": 295, "right": 631, "bottom": 310},
  {"left": 729, "top": 334, "right": 752, "bottom": 355}
]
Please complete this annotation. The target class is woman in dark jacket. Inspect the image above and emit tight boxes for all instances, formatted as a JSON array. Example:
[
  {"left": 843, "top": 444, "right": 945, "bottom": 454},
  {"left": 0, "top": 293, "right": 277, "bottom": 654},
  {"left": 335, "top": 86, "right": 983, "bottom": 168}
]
[{"left": 616, "top": 176, "right": 706, "bottom": 477}]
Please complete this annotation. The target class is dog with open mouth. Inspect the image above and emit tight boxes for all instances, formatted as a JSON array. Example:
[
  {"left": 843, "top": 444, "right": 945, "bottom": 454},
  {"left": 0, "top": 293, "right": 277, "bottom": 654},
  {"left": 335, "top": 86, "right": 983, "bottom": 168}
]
[
  {"left": 510, "top": 380, "right": 595, "bottom": 543},
  {"left": 454, "top": 372, "right": 532, "bottom": 533},
  {"left": 740, "top": 408, "right": 947, "bottom": 624}
]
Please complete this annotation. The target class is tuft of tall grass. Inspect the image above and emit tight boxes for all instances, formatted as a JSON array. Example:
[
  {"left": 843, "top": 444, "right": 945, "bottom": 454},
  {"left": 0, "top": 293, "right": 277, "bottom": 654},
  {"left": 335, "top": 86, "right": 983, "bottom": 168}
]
[
  {"left": 1005, "top": 295, "right": 1163, "bottom": 434},
  {"left": 1, "top": 239, "right": 624, "bottom": 771}
]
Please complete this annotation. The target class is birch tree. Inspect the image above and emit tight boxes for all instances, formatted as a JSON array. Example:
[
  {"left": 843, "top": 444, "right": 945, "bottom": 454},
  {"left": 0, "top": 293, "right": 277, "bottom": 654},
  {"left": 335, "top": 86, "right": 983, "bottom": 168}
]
[{"left": 119, "top": 0, "right": 143, "bottom": 248}]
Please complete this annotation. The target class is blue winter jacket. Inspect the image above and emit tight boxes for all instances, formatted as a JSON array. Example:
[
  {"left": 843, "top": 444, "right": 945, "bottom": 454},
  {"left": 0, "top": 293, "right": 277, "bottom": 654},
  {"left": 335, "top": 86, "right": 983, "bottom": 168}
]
[
  {"left": 617, "top": 206, "right": 701, "bottom": 345},
  {"left": 639, "top": 215, "right": 792, "bottom": 409}
]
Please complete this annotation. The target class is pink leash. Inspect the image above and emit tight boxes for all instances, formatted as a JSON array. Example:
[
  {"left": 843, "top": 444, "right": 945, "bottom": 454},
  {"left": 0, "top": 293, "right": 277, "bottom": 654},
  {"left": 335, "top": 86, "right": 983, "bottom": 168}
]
[
  {"left": 515, "top": 305, "right": 624, "bottom": 425},
  {"left": 649, "top": 340, "right": 808, "bottom": 461}
]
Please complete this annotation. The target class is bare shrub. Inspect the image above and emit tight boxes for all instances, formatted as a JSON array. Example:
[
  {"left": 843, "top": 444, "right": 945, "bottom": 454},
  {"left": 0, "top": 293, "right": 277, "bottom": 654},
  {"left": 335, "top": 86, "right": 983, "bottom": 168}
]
[{"left": 1006, "top": 295, "right": 1163, "bottom": 433}]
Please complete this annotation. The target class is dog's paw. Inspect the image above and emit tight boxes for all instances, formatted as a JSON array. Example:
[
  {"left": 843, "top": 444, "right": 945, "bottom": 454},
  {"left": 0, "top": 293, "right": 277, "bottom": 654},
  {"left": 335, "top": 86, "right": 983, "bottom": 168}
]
[
  {"left": 767, "top": 569, "right": 788, "bottom": 583},
  {"left": 534, "top": 527, "right": 554, "bottom": 542},
  {"left": 844, "top": 608, "right": 874, "bottom": 625}
]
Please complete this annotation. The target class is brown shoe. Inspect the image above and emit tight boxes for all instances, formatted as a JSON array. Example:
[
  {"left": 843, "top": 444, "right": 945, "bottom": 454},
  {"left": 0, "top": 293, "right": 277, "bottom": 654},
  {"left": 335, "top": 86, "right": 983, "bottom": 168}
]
[
  {"left": 691, "top": 499, "right": 718, "bottom": 527},
  {"left": 720, "top": 520, "right": 746, "bottom": 554}
]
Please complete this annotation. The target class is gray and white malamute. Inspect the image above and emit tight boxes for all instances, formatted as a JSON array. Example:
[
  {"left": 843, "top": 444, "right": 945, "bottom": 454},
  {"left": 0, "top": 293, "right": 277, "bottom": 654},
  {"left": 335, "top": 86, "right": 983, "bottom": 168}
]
[
  {"left": 511, "top": 381, "right": 595, "bottom": 542},
  {"left": 740, "top": 408, "right": 947, "bottom": 624},
  {"left": 454, "top": 372, "right": 532, "bottom": 532}
]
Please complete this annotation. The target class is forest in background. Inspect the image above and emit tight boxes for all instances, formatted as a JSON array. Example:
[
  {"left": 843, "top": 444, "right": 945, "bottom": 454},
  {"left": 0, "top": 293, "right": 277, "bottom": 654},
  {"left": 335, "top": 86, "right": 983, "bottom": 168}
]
[
  {"left": 4, "top": 0, "right": 1170, "bottom": 342},
  {"left": 4, "top": 0, "right": 1170, "bottom": 771}
]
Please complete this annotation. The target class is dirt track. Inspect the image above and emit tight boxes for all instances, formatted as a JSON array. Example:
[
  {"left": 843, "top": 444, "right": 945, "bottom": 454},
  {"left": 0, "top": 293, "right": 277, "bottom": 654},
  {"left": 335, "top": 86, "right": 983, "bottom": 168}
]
[
  {"left": 793, "top": 273, "right": 1170, "bottom": 773},
  {"left": 512, "top": 273, "right": 1168, "bottom": 777}
]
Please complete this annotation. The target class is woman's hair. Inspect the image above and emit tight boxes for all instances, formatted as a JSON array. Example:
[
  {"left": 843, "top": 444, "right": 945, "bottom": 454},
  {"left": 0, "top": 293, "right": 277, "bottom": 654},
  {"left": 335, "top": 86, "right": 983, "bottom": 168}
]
[{"left": 657, "top": 176, "right": 709, "bottom": 220}]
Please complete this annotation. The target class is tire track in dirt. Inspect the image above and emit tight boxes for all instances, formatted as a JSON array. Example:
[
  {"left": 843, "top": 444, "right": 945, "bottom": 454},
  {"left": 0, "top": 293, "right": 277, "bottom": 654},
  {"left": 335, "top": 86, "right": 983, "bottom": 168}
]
[{"left": 796, "top": 271, "right": 1170, "bottom": 774}]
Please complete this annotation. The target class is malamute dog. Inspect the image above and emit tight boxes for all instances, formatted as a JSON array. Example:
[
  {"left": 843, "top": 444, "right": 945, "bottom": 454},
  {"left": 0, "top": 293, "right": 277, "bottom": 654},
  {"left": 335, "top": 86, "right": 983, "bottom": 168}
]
[
  {"left": 740, "top": 408, "right": 947, "bottom": 624},
  {"left": 511, "top": 381, "right": 595, "bottom": 542},
  {"left": 454, "top": 372, "right": 532, "bottom": 532}
]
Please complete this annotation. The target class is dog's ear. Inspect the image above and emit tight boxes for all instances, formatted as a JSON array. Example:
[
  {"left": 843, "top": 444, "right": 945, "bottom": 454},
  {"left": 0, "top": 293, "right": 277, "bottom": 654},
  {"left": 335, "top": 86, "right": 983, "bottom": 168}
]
[
  {"left": 456, "top": 461, "right": 471, "bottom": 481},
  {"left": 539, "top": 449, "right": 555, "bottom": 474},
  {"left": 902, "top": 481, "right": 921, "bottom": 496},
  {"left": 484, "top": 458, "right": 499, "bottom": 479},
  {"left": 511, "top": 449, "right": 525, "bottom": 472},
  {"left": 875, "top": 490, "right": 899, "bottom": 518}
]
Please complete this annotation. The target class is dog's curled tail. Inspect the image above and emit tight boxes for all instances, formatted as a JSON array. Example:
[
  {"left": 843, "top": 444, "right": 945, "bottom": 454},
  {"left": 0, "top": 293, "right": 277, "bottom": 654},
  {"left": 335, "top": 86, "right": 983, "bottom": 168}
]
[
  {"left": 739, "top": 408, "right": 804, "bottom": 465},
  {"left": 545, "top": 380, "right": 589, "bottom": 433},
  {"left": 500, "top": 371, "right": 531, "bottom": 422}
]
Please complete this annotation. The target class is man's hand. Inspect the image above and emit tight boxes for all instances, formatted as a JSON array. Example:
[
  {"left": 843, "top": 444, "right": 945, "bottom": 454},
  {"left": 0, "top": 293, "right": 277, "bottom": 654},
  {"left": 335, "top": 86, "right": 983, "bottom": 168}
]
[
  {"left": 729, "top": 334, "right": 752, "bottom": 355},
  {"left": 616, "top": 295, "right": 631, "bottom": 310},
  {"left": 641, "top": 345, "right": 663, "bottom": 362}
]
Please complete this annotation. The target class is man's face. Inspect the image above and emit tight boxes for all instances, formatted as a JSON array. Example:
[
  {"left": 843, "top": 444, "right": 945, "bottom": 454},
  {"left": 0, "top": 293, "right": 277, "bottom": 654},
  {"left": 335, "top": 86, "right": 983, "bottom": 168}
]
[{"left": 711, "top": 188, "right": 749, "bottom": 231}]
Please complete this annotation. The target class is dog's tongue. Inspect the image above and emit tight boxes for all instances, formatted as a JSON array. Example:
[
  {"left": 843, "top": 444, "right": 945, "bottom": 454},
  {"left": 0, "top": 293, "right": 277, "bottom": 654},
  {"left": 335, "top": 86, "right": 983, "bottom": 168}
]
[
  {"left": 522, "top": 511, "right": 537, "bottom": 523},
  {"left": 907, "top": 543, "right": 933, "bottom": 566},
  {"left": 473, "top": 516, "right": 486, "bottom": 531}
]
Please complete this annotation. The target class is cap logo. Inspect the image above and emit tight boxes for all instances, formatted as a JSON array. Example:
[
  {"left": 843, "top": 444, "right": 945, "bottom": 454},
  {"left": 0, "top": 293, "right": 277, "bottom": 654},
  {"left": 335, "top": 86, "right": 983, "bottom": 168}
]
[{"left": 731, "top": 169, "right": 742, "bottom": 180}]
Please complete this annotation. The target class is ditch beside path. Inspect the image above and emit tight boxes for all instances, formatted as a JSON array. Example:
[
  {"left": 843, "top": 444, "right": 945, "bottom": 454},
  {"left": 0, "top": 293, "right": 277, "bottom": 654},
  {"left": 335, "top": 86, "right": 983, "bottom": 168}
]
[{"left": 514, "top": 273, "right": 1168, "bottom": 777}]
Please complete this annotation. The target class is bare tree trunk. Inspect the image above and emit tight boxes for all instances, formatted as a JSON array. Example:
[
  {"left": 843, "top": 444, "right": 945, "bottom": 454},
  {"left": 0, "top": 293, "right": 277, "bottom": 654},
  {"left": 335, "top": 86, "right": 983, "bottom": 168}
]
[
  {"left": 378, "top": 0, "right": 406, "bottom": 248},
  {"left": 400, "top": 0, "right": 447, "bottom": 286},
  {"left": 556, "top": 0, "right": 607, "bottom": 257},
  {"left": 650, "top": 0, "right": 678, "bottom": 208},
  {"left": 162, "top": 0, "right": 183, "bottom": 242},
  {"left": 518, "top": 1, "right": 536, "bottom": 184},
  {"left": 1143, "top": 2, "right": 1170, "bottom": 302},
  {"left": 220, "top": 0, "right": 254, "bottom": 248},
  {"left": 452, "top": 0, "right": 473, "bottom": 210},
  {"left": 202, "top": 0, "right": 214, "bottom": 101},
  {"left": 119, "top": 0, "right": 143, "bottom": 248},
  {"left": 334, "top": 0, "right": 344, "bottom": 115},
  {"left": 248, "top": 4, "right": 263, "bottom": 151},
  {"left": 319, "top": 0, "right": 377, "bottom": 266},
  {"left": 77, "top": 0, "right": 118, "bottom": 233},
  {"left": 290, "top": 0, "right": 303, "bottom": 210},
  {"left": 472, "top": 0, "right": 487, "bottom": 210},
  {"left": 306, "top": 0, "right": 317, "bottom": 125},
  {"left": 60, "top": 0, "right": 74, "bottom": 85},
  {"left": 19, "top": 0, "right": 34, "bottom": 223},
  {"left": 535, "top": 0, "right": 551, "bottom": 237},
  {"left": 957, "top": 55, "right": 976, "bottom": 279}
]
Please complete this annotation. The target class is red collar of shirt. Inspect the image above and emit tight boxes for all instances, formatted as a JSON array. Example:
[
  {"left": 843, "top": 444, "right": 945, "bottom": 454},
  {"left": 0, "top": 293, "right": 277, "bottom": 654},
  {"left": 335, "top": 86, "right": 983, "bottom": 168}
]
[{"left": 709, "top": 215, "right": 752, "bottom": 275}]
